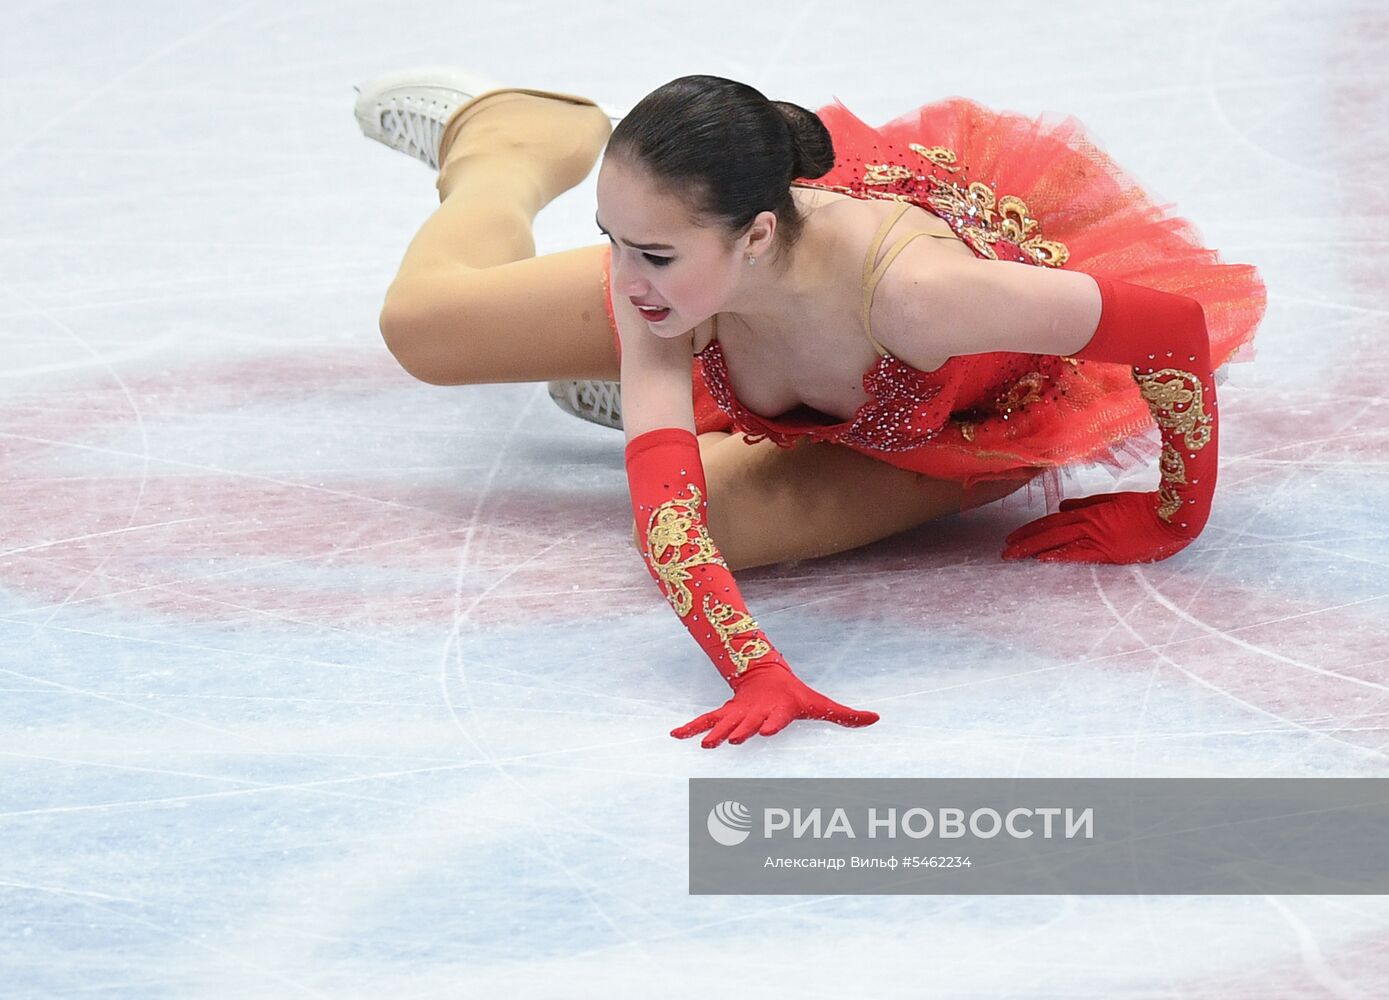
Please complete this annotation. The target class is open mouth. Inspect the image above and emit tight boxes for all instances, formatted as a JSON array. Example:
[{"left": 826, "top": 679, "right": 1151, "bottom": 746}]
[{"left": 636, "top": 305, "right": 671, "bottom": 322}]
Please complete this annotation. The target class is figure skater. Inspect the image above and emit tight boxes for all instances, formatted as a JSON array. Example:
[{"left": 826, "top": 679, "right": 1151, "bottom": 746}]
[{"left": 353, "top": 69, "right": 1265, "bottom": 749}]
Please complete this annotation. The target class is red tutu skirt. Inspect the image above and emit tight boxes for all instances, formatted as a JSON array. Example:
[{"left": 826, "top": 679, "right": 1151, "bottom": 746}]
[{"left": 612, "top": 97, "right": 1267, "bottom": 505}]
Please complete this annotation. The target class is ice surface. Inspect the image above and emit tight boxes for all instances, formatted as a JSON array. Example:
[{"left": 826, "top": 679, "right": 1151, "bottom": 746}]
[{"left": 2, "top": 1, "right": 1387, "bottom": 996}]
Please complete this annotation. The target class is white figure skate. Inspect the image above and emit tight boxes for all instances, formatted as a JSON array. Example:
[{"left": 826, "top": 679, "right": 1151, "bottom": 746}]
[
  {"left": 355, "top": 68, "right": 627, "bottom": 430},
  {"left": 353, "top": 67, "right": 625, "bottom": 170},
  {"left": 547, "top": 378, "right": 623, "bottom": 431}
]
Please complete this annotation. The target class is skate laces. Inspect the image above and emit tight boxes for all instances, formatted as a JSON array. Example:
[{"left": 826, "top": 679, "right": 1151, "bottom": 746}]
[
  {"left": 578, "top": 380, "right": 621, "bottom": 423},
  {"left": 380, "top": 96, "right": 449, "bottom": 168},
  {"left": 549, "top": 379, "right": 623, "bottom": 429}
]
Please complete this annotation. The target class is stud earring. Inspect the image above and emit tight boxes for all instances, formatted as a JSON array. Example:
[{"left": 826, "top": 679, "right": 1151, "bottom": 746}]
[{"left": 746, "top": 255, "right": 757, "bottom": 266}]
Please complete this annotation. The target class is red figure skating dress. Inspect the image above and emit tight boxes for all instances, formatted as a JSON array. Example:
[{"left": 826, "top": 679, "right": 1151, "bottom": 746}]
[{"left": 603, "top": 97, "right": 1266, "bottom": 507}]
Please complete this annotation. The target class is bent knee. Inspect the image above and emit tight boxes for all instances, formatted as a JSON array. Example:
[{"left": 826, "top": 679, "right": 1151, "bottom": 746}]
[
  {"left": 377, "top": 273, "right": 492, "bottom": 386},
  {"left": 379, "top": 284, "right": 453, "bottom": 386}
]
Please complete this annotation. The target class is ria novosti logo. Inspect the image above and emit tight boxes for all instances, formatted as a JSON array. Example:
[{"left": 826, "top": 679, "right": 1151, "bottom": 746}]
[
  {"left": 704, "top": 803, "right": 1095, "bottom": 845},
  {"left": 706, "top": 800, "right": 753, "bottom": 846}
]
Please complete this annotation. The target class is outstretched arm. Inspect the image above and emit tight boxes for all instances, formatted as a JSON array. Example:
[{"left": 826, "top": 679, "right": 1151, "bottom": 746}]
[
  {"left": 616, "top": 297, "right": 877, "bottom": 746},
  {"left": 626, "top": 429, "right": 879, "bottom": 746}
]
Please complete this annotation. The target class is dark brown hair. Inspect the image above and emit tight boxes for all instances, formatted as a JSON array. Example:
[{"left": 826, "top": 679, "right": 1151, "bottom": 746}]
[{"left": 606, "top": 75, "right": 836, "bottom": 260}]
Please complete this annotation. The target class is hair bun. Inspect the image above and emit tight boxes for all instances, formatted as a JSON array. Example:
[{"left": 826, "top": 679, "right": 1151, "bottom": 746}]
[{"left": 772, "top": 100, "right": 835, "bottom": 180}]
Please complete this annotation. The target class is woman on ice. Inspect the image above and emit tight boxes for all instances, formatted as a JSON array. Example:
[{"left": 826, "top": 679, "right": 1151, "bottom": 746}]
[{"left": 354, "top": 70, "right": 1265, "bottom": 748}]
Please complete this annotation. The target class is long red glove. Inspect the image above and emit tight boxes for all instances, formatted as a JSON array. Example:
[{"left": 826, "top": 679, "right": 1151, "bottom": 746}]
[
  {"left": 625, "top": 427, "right": 879, "bottom": 747},
  {"left": 1003, "top": 276, "right": 1218, "bottom": 563}
]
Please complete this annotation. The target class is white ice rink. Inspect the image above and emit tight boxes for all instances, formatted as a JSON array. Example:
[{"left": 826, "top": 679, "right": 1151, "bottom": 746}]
[{"left": 2, "top": 1, "right": 1387, "bottom": 996}]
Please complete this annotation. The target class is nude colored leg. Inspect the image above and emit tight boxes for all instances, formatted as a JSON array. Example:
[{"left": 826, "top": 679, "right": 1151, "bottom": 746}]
[
  {"left": 639, "top": 433, "right": 1035, "bottom": 571},
  {"left": 378, "top": 93, "right": 618, "bottom": 385}
]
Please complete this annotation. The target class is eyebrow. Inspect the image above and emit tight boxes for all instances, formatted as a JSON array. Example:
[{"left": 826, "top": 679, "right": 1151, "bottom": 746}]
[{"left": 594, "top": 215, "right": 675, "bottom": 251}]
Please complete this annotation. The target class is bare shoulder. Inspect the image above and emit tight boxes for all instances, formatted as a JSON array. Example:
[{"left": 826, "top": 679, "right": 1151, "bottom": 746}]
[{"left": 873, "top": 251, "right": 1103, "bottom": 362}]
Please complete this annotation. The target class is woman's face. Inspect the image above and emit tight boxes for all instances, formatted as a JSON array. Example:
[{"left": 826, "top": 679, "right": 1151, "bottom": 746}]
[{"left": 594, "top": 155, "right": 750, "bottom": 339}]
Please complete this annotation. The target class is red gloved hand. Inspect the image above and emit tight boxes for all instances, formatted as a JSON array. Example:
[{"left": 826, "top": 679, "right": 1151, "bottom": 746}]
[
  {"left": 1004, "top": 275, "right": 1218, "bottom": 564},
  {"left": 626, "top": 427, "right": 879, "bottom": 747},
  {"left": 1002, "top": 491, "right": 1195, "bottom": 563},
  {"left": 671, "top": 661, "right": 880, "bottom": 749}
]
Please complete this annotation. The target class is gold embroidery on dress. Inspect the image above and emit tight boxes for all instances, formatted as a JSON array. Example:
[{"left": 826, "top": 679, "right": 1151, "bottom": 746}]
[
  {"left": 703, "top": 594, "right": 771, "bottom": 676},
  {"left": 921, "top": 175, "right": 1069, "bottom": 267},
  {"left": 863, "top": 163, "right": 914, "bottom": 185},
  {"left": 1134, "top": 368, "right": 1213, "bottom": 522},
  {"left": 994, "top": 372, "right": 1047, "bottom": 414},
  {"left": 908, "top": 143, "right": 961, "bottom": 172},
  {"left": 955, "top": 419, "right": 977, "bottom": 443},
  {"left": 644, "top": 484, "right": 727, "bottom": 616},
  {"left": 810, "top": 144, "right": 1070, "bottom": 268},
  {"left": 895, "top": 145, "right": 1072, "bottom": 268}
]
